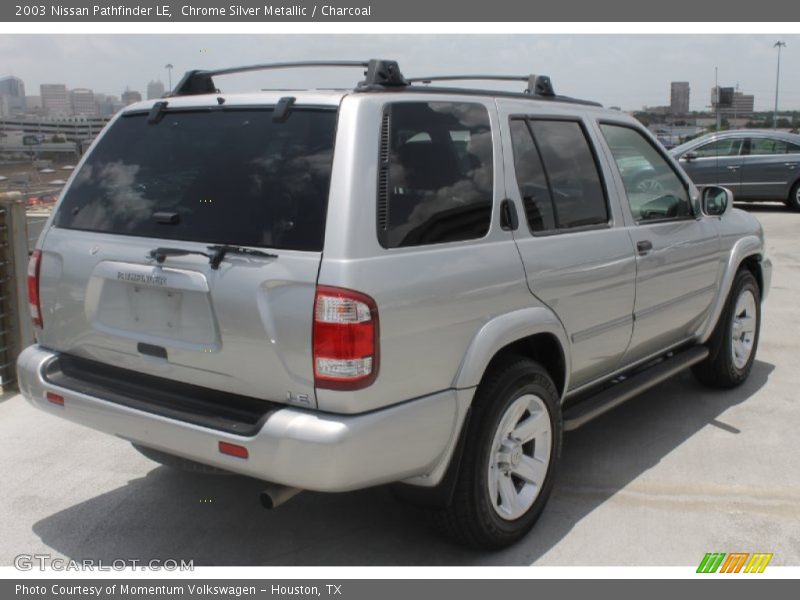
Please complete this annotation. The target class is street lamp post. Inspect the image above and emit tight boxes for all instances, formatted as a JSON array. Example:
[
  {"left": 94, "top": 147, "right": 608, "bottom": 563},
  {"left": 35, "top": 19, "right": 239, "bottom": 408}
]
[
  {"left": 165, "top": 63, "right": 174, "bottom": 92},
  {"left": 773, "top": 41, "right": 786, "bottom": 130}
]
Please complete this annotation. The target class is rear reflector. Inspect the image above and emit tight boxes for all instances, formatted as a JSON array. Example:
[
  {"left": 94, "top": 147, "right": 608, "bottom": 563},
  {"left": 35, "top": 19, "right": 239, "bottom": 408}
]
[
  {"left": 218, "top": 441, "right": 248, "bottom": 459},
  {"left": 46, "top": 392, "right": 64, "bottom": 406},
  {"left": 313, "top": 286, "right": 379, "bottom": 391},
  {"left": 27, "top": 250, "right": 43, "bottom": 328}
]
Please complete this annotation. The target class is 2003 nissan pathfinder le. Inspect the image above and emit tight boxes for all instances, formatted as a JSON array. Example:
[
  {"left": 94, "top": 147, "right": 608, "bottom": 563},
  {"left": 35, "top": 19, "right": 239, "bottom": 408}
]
[{"left": 17, "top": 60, "right": 771, "bottom": 549}]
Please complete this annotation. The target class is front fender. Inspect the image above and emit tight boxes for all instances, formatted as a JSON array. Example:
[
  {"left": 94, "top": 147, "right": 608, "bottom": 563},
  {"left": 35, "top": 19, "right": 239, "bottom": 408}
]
[
  {"left": 698, "top": 234, "right": 766, "bottom": 344},
  {"left": 452, "top": 306, "right": 571, "bottom": 395}
]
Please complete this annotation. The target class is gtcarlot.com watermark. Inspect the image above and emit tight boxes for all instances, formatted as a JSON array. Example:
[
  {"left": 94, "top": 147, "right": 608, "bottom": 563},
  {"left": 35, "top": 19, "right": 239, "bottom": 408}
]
[{"left": 14, "top": 554, "right": 194, "bottom": 571}]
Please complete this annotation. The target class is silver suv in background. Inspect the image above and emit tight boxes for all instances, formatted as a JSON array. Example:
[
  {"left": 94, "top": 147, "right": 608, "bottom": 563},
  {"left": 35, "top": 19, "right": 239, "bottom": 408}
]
[
  {"left": 17, "top": 60, "right": 771, "bottom": 549},
  {"left": 671, "top": 129, "right": 800, "bottom": 210}
]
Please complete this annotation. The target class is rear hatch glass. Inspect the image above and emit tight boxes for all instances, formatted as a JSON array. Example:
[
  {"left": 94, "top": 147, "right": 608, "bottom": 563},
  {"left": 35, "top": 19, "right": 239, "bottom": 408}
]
[
  {"left": 55, "top": 107, "right": 337, "bottom": 251},
  {"left": 39, "top": 106, "right": 338, "bottom": 406}
]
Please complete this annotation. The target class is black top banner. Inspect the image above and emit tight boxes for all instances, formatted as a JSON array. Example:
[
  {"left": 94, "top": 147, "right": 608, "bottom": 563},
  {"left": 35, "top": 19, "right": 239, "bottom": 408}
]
[{"left": 2, "top": 0, "right": 797, "bottom": 22}]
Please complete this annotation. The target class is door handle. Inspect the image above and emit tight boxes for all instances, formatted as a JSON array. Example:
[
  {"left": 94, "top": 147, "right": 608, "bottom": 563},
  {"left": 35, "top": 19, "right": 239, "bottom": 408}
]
[
  {"left": 636, "top": 240, "right": 653, "bottom": 255},
  {"left": 727, "top": 166, "right": 739, "bottom": 171},
  {"left": 785, "top": 163, "right": 797, "bottom": 169}
]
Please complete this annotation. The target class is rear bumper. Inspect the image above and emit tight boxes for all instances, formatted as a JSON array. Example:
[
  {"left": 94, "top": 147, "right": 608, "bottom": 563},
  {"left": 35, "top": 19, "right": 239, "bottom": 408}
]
[{"left": 17, "top": 345, "right": 469, "bottom": 492}]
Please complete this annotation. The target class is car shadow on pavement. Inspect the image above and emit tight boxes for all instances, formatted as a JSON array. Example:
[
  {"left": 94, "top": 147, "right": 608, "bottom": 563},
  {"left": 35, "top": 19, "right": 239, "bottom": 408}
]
[{"left": 32, "top": 360, "right": 774, "bottom": 566}]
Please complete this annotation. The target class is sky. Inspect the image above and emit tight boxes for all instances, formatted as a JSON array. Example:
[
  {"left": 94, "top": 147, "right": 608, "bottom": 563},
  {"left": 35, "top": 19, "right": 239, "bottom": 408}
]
[{"left": 1, "top": 34, "right": 798, "bottom": 112}]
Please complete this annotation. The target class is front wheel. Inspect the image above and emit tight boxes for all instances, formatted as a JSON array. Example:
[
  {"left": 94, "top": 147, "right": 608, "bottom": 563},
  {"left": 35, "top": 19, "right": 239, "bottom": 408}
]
[
  {"left": 693, "top": 269, "right": 761, "bottom": 388},
  {"left": 432, "top": 357, "right": 562, "bottom": 549}
]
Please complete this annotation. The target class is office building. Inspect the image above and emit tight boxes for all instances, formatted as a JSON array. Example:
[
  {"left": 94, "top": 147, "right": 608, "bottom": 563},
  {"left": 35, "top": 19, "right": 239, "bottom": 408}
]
[
  {"left": 121, "top": 88, "right": 142, "bottom": 105},
  {"left": 711, "top": 87, "right": 755, "bottom": 118},
  {"left": 0, "top": 76, "right": 27, "bottom": 115},
  {"left": 670, "top": 81, "right": 690, "bottom": 115},
  {"left": 70, "top": 88, "right": 97, "bottom": 116},
  {"left": 41, "top": 84, "right": 70, "bottom": 116},
  {"left": 147, "top": 80, "right": 166, "bottom": 99}
]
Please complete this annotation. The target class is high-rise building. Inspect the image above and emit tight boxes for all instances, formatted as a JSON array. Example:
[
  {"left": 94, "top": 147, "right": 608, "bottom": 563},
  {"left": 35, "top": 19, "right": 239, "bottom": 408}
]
[
  {"left": 0, "top": 76, "right": 27, "bottom": 114},
  {"left": 670, "top": 81, "right": 690, "bottom": 115},
  {"left": 711, "top": 87, "right": 755, "bottom": 117},
  {"left": 96, "top": 94, "right": 124, "bottom": 117},
  {"left": 147, "top": 80, "right": 166, "bottom": 99},
  {"left": 70, "top": 88, "right": 97, "bottom": 116},
  {"left": 121, "top": 88, "right": 142, "bottom": 105},
  {"left": 41, "top": 83, "right": 70, "bottom": 116}
]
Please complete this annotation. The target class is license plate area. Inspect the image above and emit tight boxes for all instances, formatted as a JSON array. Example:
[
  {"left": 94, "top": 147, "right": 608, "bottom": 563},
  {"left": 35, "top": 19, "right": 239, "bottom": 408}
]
[{"left": 86, "top": 261, "right": 220, "bottom": 351}]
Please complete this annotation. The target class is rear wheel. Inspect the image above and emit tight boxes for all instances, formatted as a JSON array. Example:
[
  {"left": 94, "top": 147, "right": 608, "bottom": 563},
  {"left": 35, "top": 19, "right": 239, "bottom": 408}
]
[
  {"left": 692, "top": 269, "right": 760, "bottom": 388},
  {"left": 132, "top": 443, "right": 231, "bottom": 475},
  {"left": 786, "top": 180, "right": 800, "bottom": 211},
  {"left": 432, "top": 357, "right": 561, "bottom": 549}
]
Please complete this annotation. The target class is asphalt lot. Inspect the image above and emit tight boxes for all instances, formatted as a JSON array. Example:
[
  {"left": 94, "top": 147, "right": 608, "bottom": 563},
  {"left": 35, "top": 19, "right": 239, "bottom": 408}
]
[{"left": 1, "top": 203, "right": 798, "bottom": 567}]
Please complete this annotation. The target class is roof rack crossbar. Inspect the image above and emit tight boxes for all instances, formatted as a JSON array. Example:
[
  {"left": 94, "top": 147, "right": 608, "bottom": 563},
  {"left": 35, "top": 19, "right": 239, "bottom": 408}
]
[
  {"left": 409, "top": 75, "right": 528, "bottom": 83},
  {"left": 408, "top": 74, "right": 556, "bottom": 97},
  {"left": 170, "top": 59, "right": 408, "bottom": 96}
]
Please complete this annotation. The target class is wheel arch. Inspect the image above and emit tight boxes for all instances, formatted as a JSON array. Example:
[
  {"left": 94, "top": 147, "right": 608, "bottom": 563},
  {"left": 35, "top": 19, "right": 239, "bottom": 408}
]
[
  {"left": 699, "top": 234, "right": 767, "bottom": 344},
  {"left": 453, "top": 307, "right": 570, "bottom": 399}
]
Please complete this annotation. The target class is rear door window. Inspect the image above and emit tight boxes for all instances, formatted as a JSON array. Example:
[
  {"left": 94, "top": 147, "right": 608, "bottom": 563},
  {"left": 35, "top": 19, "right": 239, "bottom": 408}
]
[
  {"left": 55, "top": 108, "right": 338, "bottom": 252},
  {"left": 748, "top": 138, "right": 788, "bottom": 155},
  {"left": 509, "top": 120, "right": 556, "bottom": 232},
  {"left": 508, "top": 118, "right": 608, "bottom": 233},
  {"left": 378, "top": 101, "right": 493, "bottom": 248}
]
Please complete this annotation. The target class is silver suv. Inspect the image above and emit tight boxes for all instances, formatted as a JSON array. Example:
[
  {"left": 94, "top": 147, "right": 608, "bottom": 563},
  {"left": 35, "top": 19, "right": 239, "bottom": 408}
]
[{"left": 17, "top": 60, "right": 771, "bottom": 549}]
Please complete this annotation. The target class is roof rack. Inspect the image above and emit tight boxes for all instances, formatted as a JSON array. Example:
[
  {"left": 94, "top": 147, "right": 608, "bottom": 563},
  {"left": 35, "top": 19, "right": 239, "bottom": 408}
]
[
  {"left": 169, "top": 59, "right": 408, "bottom": 96},
  {"left": 167, "top": 58, "right": 599, "bottom": 106},
  {"left": 407, "top": 74, "right": 555, "bottom": 97}
]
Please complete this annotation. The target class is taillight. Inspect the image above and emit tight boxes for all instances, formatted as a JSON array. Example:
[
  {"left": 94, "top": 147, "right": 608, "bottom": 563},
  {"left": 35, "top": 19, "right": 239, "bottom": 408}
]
[
  {"left": 27, "top": 250, "right": 42, "bottom": 328},
  {"left": 313, "top": 285, "right": 379, "bottom": 390}
]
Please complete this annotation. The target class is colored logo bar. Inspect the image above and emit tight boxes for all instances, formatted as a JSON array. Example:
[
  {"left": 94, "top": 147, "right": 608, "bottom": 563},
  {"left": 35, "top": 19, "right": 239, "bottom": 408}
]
[{"left": 697, "top": 553, "right": 773, "bottom": 573}]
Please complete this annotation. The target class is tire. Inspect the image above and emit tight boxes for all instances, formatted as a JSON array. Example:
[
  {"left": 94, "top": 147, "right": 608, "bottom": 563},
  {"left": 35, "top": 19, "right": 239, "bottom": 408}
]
[
  {"left": 431, "top": 357, "right": 562, "bottom": 550},
  {"left": 786, "top": 180, "right": 800, "bottom": 212},
  {"left": 131, "top": 443, "right": 232, "bottom": 475},
  {"left": 692, "top": 269, "right": 760, "bottom": 388}
]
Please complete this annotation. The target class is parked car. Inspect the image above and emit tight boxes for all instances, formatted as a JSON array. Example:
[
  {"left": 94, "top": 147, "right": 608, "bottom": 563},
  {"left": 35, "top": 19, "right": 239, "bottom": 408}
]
[
  {"left": 17, "top": 60, "right": 771, "bottom": 549},
  {"left": 670, "top": 129, "right": 800, "bottom": 210}
]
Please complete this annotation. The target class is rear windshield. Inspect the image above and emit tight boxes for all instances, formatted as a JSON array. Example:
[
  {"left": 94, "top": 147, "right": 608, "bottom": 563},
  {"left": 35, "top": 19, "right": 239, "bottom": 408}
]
[{"left": 55, "top": 108, "right": 337, "bottom": 252}]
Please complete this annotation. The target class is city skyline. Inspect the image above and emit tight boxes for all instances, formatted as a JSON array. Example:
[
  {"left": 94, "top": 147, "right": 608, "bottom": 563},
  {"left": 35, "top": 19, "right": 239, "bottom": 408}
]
[{"left": 1, "top": 34, "right": 798, "bottom": 113}]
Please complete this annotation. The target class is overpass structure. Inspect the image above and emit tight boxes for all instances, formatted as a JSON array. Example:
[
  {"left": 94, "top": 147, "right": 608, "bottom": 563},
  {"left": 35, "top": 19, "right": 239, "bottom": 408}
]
[{"left": 0, "top": 116, "right": 110, "bottom": 144}]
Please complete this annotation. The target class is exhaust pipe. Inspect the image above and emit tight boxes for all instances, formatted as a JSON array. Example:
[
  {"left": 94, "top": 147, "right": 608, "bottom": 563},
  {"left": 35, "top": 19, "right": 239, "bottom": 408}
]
[{"left": 260, "top": 483, "right": 303, "bottom": 509}]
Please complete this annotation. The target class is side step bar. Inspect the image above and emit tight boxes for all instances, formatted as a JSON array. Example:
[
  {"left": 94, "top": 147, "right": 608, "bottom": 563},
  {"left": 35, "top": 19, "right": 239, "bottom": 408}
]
[{"left": 563, "top": 345, "right": 709, "bottom": 431}]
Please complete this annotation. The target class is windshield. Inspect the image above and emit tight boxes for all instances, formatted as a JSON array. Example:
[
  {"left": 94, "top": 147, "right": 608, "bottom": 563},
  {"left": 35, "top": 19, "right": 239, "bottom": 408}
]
[{"left": 55, "top": 108, "right": 337, "bottom": 252}]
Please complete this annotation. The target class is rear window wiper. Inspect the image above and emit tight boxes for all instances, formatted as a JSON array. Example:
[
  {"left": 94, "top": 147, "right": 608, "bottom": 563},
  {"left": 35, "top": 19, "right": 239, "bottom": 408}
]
[
  {"left": 149, "top": 247, "right": 210, "bottom": 264},
  {"left": 206, "top": 245, "right": 278, "bottom": 269},
  {"left": 148, "top": 245, "right": 278, "bottom": 270}
]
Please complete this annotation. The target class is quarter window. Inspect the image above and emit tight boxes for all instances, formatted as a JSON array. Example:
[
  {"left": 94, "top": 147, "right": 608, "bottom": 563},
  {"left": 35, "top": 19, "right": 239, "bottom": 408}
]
[
  {"left": 508, "top": 118, "right": 608, "bottom": 233},
  {"left": 378, "top": 102, "right": 493, "bottom": 248},
  {"left": 600, "top": 124, "right": 692, "bottom": 223}
]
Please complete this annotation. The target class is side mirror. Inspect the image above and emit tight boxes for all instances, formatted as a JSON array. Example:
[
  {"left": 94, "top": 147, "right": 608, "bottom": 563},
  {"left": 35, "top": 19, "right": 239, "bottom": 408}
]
[
  {"left": 702, "top": 186, "right": 732, "bottom": 216},
  {"left": 682, "top": 151, "right": 698, "bottom": 161}
]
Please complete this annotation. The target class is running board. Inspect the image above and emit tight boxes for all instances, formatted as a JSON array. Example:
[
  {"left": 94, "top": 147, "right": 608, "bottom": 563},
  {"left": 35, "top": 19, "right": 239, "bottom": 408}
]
[{"left": 563, "top": 346, "right": 709, "bottom": 431}]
